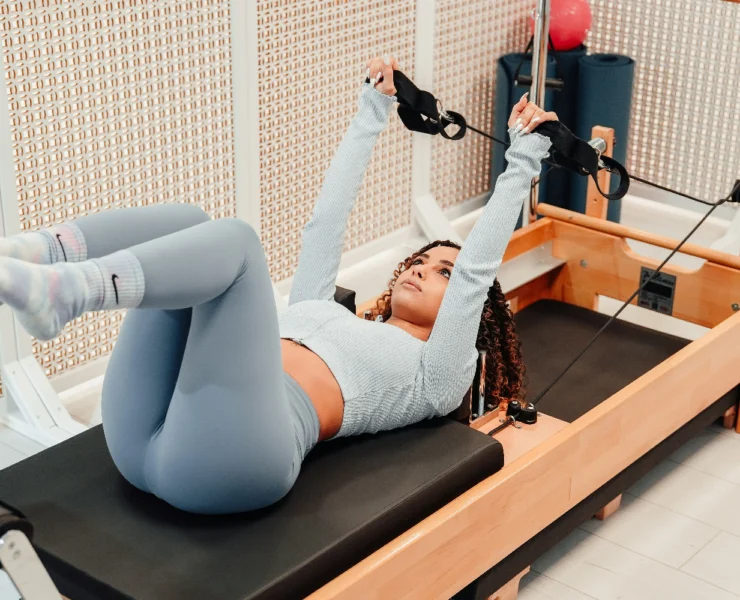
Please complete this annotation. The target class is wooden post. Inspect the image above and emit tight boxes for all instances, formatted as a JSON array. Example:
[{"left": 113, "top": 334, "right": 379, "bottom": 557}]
[
  {"left": 595, "top": 495, "right": 622, "bottom": 521},
  {"left": 487, "top": 567, "right": 530, "bottom": 600},
  {"left": 585, "top": 126, "right": 615, "bottom": 220}
]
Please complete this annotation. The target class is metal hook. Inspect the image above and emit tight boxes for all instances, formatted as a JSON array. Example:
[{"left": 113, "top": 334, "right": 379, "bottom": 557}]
[{"left": 436, "top": 98, "right": 453, "bottom": 122}]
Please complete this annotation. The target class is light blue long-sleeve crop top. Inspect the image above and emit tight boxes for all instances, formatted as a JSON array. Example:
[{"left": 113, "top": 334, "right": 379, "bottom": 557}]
[{"left": 278, "top": 83, "right": 552, "bottom": 438}]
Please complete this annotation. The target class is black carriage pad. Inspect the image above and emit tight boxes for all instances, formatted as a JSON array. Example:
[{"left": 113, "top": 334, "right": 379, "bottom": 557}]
[
  {"left": 515, "top": 300, "right": 692, "bottom": 422},
  {"left": 0, "top": 419, "right": 503, "bottom": 600}
]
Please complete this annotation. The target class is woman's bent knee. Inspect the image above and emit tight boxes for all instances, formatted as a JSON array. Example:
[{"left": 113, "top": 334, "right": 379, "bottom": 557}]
[
  {"left": 176, "top": 202, "right": 211, "bottom": 225},
  {"left": 220, "top": 218, "right": 262, "bottom": 250}
]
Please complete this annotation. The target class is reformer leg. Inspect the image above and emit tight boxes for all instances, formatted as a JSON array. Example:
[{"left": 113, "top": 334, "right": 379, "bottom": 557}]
[
  {"left": 594, "top": 494, "right": 622, "bottom": 521},
  {"left": 0, "top": 529, "right": 62, "bottom": 599},
  {"left": 722, "top": 405, "right": 737, "bottom": 430},
  {"left": 487, "top": 567, "right": 530, "bottom": 600}
]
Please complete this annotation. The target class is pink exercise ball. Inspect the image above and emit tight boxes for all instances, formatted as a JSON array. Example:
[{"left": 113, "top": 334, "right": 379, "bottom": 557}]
[{"left": 529, "top": 0, "right": 592, "bottom": 52}]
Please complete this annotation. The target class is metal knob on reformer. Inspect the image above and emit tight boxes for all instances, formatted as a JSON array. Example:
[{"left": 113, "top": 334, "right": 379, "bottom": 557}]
[
  {"left": 488, "top": 400, "right": 539, "bottom": 437},
  {"left": 589, "top": 137, "right": 608, "bottom": 168}
]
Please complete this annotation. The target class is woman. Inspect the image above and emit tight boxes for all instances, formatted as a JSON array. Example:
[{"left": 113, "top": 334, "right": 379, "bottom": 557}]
[{"left": 0, "top": 55, "right": 556, "bottom": 515}]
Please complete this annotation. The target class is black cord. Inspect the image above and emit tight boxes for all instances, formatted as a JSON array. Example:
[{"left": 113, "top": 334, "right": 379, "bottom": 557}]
[
  {"left": 466, "top": 120, "right": 728, "bottom": 210},
  {"left": 465, "top": 122, "right": 565, "bottom": 173},
  {"left": 629, "top": 174, "right": 717, "bottom": 207},
  {"left": 529, "top": 194, "right": 731, "bottom": 407}
]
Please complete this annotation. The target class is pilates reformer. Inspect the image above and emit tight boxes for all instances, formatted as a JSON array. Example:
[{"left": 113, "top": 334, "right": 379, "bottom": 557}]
[
  {"left": 4, "top": 10, "right": 740, "bottom": 600},
  {"left": 2, "top": 119, "right": 740, "bottom": 599}
]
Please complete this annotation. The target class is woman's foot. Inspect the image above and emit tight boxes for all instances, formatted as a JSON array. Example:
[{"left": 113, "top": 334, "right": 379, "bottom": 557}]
[
  {"left": 0, "top": 251, "right": 145, "bottom": 340},
  {"left": 0, "top": 257, "right": 90, "bottom": 340},
  {"left": 0, "top": 223, "right": 87, "bottom": 308}
]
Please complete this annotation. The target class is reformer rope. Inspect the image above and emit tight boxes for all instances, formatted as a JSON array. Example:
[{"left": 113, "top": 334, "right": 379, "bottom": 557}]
[
  {"left": 387, "top": 70, "right": 740, "bottom": 408},
  {"left": 466, "top": 123, "right": 739, "bottom": 405},
  {"left": 530, "top": 183, "right": 738, "bottom": 406}
]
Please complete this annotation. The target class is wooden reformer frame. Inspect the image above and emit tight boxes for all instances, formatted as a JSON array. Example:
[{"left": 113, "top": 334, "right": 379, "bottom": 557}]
[{"left": 310, "top": 131, "right": 740, "bottom": 599}]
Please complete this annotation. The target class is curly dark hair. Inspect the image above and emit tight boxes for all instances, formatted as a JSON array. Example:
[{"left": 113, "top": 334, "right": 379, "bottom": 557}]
[{"left": 366, "top": 239, "right": 526, "bottom": 412}]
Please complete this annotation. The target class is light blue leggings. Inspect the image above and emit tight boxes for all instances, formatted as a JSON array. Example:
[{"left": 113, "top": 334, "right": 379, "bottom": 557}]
[{"left": 75, "top": 204, "right": 319, "bottom": 515}]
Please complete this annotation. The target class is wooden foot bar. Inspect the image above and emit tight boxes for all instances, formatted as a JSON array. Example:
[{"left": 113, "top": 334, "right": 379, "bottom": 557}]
[{"left": 536, "top": 203, "right": 740, "bottom": 271}]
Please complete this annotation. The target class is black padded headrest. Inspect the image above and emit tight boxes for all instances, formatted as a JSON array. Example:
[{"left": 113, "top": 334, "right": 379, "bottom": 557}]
[
  {"left": 333, "top": 285, "right": 357, "bottom": 314},
  {"left": 0, "top": 419, "right": 503, "bottom": 600}
]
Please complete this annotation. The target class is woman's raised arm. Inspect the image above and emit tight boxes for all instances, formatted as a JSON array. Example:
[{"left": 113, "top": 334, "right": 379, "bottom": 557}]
[{"left": 289, "top": 56, "right": 400, "bottom": 305}]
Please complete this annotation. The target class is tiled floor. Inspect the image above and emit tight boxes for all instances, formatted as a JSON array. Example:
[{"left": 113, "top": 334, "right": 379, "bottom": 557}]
[{"left": 520, "top": 423, "right": 740, "bottom": 600}]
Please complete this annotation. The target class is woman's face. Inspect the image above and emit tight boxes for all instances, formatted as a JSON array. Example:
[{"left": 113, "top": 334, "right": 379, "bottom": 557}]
[{"left": 390, "top": 246, "right": 460, "bottom": 327}]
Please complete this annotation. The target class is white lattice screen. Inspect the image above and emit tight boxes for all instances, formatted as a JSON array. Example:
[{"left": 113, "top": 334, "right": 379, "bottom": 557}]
[
  {"left": 431, "top": 0, "right": 532, "bottom": 209},
  {"left": 0, "top": 0, "right": 236, "bottom": 383},
  {"left": 256, "top": 0, "right": 416, "bottom": 281},
  {"left": 430, "top": 0, "right": 740, "bottom": 209},
  {"left": 588, "top": 0, "right": 740, "bottom": 204}
]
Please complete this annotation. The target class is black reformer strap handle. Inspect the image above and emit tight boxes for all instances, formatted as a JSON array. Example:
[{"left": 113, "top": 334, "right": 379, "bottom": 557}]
[
  {"left": 388, "top": 70, "right": 630, "bottom": 201},
  {"left": 392, "top": 71, "right": 467, "bottom": 141},
  {"left": 535, "top": 120, "right": 631, "bottom": 202}
]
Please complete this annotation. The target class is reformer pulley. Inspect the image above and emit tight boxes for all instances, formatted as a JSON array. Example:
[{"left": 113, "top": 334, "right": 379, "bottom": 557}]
[{"left": 488, "top": 400, "right": 539, "bottom": 438}]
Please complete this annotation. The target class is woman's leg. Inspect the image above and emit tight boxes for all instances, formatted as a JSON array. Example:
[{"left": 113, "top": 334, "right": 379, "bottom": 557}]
[
  {"left": 75, "top": 203, "right": 212, "bottom": 260},
  {"left": 141, "top": 222, "right": 302, "bottom": 514},
  {"left": 0, "top": 213, "right": 263, "bottom": 339},
  {"left": 97, "top": 219, "right": 303, "bottom": 513},
  {"left": 0, "top": 203, "right": 211, "bottom": 263},
  {"left": 0, "top": 217, "right": 305, "bottom": 513},
  {"left": 101, "top": 307, "right": 192, "bottom": 494},
  {"left": 0, "top": 203, "right": 211, "bottom": 309}
]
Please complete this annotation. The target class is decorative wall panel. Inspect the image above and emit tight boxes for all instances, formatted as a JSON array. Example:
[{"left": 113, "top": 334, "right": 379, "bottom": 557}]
[
  {"left": 0, "top": 0, "right": 236, "bottom": 381},
  {"left": 588, "top": 0, "right": 740, "bottom": 204},
  {"left": 255, "top": 0, "right": 416, "bottom": 280}
]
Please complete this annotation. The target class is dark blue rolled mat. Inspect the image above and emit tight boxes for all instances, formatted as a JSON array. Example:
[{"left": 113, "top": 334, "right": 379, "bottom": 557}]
[
  {"left": 569, "top": 53, "right": 635, "bottom": 222},
  {"left": 542, "top": 44, "right": 587, "bottom": 209},
  {"left": 493, "top": 53, "right": 557, "bottom": 228}
]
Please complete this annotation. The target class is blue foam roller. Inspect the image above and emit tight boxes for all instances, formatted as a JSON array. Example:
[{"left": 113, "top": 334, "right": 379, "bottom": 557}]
[{"left": 569, "top": 54, "right": 635, "bottom": 222}]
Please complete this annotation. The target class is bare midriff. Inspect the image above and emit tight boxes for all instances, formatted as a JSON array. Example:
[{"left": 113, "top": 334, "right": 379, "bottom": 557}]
[{"left": 280, "top": 339, "right": 344, "bottom": 441}]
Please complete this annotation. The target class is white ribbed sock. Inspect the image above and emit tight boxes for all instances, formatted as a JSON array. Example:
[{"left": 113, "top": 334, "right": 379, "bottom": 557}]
[
  {"left": 0, "top": 250, "right": 144, "bottom": 341},
  {"left": 0, "top": 222, "right": 87, "bottom": 264},
  {"left": 82, "top": 250, "right": 146, "bottom": 312}
]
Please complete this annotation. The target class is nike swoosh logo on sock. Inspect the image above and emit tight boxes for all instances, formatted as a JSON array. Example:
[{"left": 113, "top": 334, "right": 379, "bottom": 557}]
[
  {"left": 111, "top": 274, "right": 120, "bottom": 304},
  {"left": 55, "top": 234, "right": 68, "bottom": 262}
]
